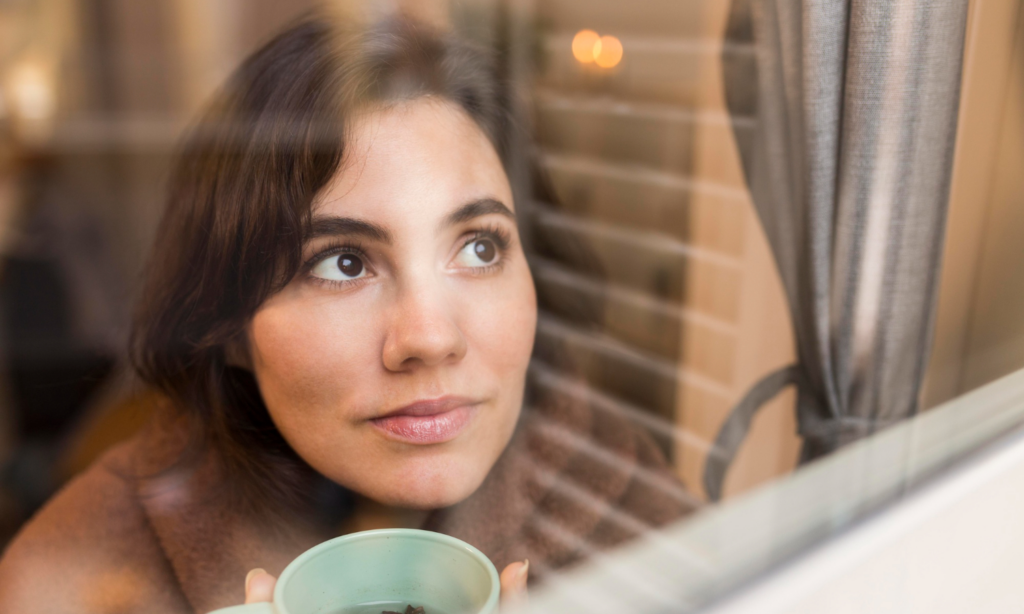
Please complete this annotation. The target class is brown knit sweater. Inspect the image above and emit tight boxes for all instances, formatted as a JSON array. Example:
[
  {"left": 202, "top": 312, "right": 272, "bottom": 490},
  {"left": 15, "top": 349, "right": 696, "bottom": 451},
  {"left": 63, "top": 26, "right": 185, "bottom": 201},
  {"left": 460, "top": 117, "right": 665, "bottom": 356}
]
[{"left": 0, "top": 397, "right": 697, "bottom": 613}]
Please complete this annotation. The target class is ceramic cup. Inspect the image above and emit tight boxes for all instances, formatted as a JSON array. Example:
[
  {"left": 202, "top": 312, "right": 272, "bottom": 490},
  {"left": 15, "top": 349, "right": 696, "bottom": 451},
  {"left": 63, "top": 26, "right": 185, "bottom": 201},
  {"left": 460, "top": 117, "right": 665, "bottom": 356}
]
[{"left": 207, "top": 528, "right": 500, "bottom": 614}]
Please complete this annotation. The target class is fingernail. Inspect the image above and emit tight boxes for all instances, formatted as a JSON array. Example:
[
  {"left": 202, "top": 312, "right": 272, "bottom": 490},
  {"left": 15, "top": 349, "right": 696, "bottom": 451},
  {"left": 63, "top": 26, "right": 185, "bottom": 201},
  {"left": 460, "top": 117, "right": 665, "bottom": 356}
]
[
  {"left": 246, "top": 568, "right": 266, "bottom": 593},
  {"left": 515, "top": 559, "right": 529, "bottom": 589}
]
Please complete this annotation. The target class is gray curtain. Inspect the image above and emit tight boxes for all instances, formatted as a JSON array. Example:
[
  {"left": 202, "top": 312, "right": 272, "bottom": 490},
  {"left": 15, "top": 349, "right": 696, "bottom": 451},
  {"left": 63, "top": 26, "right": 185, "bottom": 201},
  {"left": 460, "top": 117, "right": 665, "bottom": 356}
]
[{"left": 704, "top": 0, "right": 970, "bottom": 501}]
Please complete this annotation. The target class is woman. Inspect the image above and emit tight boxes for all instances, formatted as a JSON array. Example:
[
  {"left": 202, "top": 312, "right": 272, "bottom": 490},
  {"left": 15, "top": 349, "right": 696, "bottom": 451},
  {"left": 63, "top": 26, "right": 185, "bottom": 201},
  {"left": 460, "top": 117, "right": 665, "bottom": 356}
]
[{"left": 0, "top": 14, "right": 695, "bottom": 613}]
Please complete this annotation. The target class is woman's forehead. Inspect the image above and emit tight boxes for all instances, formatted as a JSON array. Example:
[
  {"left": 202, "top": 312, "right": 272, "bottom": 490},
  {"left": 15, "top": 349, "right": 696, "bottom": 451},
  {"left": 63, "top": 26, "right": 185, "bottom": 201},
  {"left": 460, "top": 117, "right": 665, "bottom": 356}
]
[{"left": 311, "top": 97, "right": 513, "bottom": 223}]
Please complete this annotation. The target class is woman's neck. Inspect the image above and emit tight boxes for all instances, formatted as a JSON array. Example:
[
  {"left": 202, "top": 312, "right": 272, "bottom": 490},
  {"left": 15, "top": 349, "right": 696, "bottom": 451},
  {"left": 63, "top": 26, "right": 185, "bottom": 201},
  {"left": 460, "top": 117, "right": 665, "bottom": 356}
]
[{"left": 339, "top": 495, "right": 429, "bottom": 534}]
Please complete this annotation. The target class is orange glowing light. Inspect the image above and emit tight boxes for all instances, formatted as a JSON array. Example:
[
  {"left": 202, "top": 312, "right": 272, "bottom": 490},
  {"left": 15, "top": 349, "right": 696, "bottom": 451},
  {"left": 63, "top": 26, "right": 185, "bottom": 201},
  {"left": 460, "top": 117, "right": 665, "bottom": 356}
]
[
  {"left": 572, "top": 29, "right": 600, "bottom": 63},
  {"left": 594, "top": 35, "right": 623, "bottom": 68}
]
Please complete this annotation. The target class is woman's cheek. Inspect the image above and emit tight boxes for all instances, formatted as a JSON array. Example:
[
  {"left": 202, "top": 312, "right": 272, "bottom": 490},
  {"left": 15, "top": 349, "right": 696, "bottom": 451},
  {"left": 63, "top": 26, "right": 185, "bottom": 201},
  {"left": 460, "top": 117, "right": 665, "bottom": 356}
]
[
  {"left": 462, "top": 266, "right": 537, "bottom": 380},
  {"left": 249, "top": 295, "right": 381, "bottom": 421},
  {"left": 502, "top": 266, "right": 538, "bottom": 365}
]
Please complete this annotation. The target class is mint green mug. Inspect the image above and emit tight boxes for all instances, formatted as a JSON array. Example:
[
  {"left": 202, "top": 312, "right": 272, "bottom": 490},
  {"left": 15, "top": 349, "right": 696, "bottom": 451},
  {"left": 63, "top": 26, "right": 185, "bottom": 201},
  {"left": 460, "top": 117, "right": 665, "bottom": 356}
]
[{"left": 208, "top": 529, "right": 500, "bottom": 614}]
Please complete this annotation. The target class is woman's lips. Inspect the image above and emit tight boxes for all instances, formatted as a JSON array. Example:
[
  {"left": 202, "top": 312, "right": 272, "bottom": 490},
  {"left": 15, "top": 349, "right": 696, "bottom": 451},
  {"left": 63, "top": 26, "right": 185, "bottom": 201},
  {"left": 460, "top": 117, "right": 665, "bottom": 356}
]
[{"left": 369, "top": 397, "right": 478, "bottom": 444}]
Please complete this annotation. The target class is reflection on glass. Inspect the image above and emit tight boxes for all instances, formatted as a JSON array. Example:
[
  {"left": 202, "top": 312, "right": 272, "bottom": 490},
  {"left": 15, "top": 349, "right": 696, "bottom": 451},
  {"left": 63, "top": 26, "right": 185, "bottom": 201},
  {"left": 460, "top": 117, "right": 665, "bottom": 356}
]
[{"left": 0, "top": 0, "right": 1019, "bottom": 613}]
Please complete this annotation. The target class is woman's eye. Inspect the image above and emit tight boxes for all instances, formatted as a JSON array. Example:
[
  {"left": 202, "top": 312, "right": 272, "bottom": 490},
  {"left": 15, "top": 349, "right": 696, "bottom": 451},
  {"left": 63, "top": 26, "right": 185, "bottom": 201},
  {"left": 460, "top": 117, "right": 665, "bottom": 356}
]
[
  {"left": 455, "top": 238, "right": 499, "bottom": 268},
  {"left": 311, "top": 253, "right": 367, "bottom": 281}
]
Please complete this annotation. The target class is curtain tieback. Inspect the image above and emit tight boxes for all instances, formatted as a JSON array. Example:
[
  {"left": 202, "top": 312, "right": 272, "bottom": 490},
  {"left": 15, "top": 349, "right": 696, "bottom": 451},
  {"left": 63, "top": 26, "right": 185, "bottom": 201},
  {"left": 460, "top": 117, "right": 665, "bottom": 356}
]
[
  {"left": 703, "top": 364, "right": 898, "bottom": 502},
  {"left": 703, "top": 364, "right": 803, "bottom": 501}
]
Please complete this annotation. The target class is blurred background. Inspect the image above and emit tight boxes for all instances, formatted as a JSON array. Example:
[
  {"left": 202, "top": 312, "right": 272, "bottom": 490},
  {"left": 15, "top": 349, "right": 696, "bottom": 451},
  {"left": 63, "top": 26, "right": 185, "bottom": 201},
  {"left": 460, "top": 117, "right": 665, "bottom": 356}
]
[{"left": 0, "top": 0, "right": 1021, "bottom": 557}]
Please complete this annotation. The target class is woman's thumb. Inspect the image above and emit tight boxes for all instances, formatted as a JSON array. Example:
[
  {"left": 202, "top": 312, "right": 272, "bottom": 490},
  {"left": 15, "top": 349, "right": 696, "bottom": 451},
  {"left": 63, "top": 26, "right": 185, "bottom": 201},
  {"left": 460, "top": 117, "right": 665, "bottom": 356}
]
[
  {"left": 500, "top": 559, "right": 529, "bottom": 606},
  {"left": 244, "top": 568, "right": 277, "bottom": 604}
]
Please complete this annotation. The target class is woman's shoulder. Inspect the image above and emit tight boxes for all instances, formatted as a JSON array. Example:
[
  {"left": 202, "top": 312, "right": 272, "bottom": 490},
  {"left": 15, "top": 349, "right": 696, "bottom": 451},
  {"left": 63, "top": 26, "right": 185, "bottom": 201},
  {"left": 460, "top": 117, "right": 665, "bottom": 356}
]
[{"left": 0, "top": 433, "right": 192, "bottom": 613}]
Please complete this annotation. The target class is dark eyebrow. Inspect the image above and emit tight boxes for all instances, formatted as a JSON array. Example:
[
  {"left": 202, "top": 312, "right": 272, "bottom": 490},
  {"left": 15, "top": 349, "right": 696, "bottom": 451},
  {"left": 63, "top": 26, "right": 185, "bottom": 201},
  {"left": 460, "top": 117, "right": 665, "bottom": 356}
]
[
  {"left": 440, "top": 198, "right": 515, "bottom": 230},
  {"left": 308, "top": 216, "right": 393, "bottom": 244}
]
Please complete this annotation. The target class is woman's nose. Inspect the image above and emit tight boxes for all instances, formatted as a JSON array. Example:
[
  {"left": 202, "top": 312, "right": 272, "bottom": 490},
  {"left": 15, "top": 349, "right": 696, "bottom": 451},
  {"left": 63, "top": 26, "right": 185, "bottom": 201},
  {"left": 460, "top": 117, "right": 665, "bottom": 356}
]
[{"left": 381, "top": 285, "right": 468, "bottom": 372}]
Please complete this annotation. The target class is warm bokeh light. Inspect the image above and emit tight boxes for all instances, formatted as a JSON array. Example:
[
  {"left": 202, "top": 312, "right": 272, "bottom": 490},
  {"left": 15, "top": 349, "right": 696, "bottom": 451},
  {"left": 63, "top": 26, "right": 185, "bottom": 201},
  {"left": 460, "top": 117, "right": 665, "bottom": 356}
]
[
  {"left": 594, "top": 35, "right": 623, "bottom": 68},
  {"left": 9, "top": 62, "right": 54, "bottom": 121},
  {"left": 572, "top": 30, "right": 623, "bottom": 69},
  {"left": 572, "top": 29, "right": 600, "bottom": 63}
]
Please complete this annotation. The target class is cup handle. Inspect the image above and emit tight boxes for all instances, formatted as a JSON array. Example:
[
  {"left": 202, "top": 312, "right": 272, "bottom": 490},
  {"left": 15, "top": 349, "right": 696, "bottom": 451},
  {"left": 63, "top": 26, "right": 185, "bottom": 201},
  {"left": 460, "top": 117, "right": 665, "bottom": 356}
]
[{"left": 206, "top": 604, "right": 276, "bottom": 614}]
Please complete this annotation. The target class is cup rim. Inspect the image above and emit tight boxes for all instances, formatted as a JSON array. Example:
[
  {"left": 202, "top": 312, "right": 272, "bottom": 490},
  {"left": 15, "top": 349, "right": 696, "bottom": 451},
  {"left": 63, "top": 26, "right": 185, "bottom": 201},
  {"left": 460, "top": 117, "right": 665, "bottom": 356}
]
[{"left": 273, "top": 528, "right": 501, "bottom": 614}]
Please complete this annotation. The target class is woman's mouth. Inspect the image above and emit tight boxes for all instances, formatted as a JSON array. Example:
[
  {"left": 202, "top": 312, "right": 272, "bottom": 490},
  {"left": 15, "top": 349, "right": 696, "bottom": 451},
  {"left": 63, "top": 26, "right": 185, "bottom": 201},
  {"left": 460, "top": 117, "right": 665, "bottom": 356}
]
[{"left": 369, "top": 396, "right": 479, "bottom": 444}]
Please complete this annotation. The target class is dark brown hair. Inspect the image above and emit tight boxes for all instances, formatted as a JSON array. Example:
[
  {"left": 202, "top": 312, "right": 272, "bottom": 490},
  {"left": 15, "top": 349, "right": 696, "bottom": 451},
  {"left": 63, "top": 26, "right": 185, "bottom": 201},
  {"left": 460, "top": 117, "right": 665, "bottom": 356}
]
[{"left": 130, "top": 14, "right": 513, "bottom": 514}]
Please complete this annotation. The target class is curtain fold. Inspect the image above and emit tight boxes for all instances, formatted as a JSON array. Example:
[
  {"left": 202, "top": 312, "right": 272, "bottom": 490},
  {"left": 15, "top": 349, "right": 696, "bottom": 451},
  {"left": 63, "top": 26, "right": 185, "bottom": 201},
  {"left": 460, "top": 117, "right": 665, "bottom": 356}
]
[{"left": 704, "top": 0, "right": 969, "bottom": 501}]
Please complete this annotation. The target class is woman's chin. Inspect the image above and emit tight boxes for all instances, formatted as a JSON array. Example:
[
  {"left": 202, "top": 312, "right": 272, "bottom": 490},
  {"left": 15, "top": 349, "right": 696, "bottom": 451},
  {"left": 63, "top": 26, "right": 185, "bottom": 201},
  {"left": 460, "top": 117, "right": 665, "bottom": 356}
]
[{"left": 355, "top": 462, "right": 489, "bottom": 510}]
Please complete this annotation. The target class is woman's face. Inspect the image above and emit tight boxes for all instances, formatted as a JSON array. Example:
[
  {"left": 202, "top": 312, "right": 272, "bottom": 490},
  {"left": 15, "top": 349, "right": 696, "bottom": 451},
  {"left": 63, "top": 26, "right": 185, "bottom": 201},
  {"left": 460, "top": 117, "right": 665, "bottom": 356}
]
[{"left": 247, "top": 98, "right": 536, "bottom": 509}]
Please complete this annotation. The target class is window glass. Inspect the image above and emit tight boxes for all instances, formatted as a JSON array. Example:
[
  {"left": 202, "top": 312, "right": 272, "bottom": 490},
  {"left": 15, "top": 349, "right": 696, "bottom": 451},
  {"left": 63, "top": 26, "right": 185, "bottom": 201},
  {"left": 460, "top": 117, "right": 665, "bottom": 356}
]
[{"left": 0, "top": 0, "right": 1020, "bottom": 611}]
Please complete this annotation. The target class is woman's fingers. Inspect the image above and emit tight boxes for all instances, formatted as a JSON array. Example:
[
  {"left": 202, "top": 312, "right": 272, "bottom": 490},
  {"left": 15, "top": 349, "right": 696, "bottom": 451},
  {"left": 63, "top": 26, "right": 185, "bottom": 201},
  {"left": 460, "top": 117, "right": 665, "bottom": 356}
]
[
  {"left": 244, "top": 568, "right": 277, "bottom": 604},
  {"left": 499, "top": 559, "right": 529, "bottom": 608}
]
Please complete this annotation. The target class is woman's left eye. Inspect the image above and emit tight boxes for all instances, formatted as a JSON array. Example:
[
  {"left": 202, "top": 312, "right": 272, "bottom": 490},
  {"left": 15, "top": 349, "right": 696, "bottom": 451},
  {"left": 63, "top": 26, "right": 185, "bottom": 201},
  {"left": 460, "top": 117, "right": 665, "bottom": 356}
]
[{"left": 454, "top": 237, "right": 500, "bottom": 268}]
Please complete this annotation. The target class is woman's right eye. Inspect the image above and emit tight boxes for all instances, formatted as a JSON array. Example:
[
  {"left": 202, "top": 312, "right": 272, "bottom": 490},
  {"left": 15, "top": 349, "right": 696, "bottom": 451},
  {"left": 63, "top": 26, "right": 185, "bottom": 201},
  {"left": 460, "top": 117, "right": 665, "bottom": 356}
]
[{"left": 310, "top": 253, "right": 367, "bottom": 282}]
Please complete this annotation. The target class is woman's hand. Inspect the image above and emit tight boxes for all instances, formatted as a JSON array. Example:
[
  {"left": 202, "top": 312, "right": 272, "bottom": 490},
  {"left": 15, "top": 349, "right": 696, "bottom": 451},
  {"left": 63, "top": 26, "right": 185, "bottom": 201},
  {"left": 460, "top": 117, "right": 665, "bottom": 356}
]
[
  {"left": 244, "top": 568, "right": 277, "bottom": 604},
  {"left": 500, "top": 560, "right": 529, "bottom": 608},
  {"left": 242, "top": 560, "right": 528, "bottom": 608}
]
